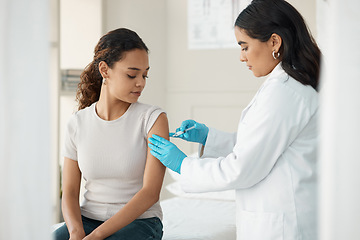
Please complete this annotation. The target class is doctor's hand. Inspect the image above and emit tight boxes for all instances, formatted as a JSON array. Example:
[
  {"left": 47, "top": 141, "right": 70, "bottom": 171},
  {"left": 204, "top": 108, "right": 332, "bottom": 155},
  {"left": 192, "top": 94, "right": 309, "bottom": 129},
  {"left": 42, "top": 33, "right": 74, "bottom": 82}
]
[
  {"left": 170, "top": 119, "right": 209, "bottom": 145},
  {"left": 148, "top": 134, "right": 187, "bottom": 174}
]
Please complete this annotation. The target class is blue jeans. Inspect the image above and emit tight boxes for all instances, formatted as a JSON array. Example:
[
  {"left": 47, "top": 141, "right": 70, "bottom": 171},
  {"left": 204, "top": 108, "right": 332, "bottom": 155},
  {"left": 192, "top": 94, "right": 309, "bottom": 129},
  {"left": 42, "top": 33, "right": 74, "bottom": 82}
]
[{"left": 53, "top": 215, "right": 163, "bottom": 240}]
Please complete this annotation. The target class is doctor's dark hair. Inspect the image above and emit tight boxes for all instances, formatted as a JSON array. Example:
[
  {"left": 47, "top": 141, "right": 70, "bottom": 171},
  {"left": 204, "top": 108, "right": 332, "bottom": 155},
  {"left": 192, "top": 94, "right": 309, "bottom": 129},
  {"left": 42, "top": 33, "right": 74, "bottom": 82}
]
[
  {"left": 76, "top": 28, "right": 149, "bottom": 110},
  {"left": 235, "top": 0, "right": 321, "bottom": 91}
]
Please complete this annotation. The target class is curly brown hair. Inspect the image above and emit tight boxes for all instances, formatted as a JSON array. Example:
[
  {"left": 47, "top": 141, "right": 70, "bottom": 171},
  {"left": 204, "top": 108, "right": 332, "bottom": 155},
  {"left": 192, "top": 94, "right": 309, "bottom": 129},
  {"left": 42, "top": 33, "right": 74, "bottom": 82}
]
[{"left": 76, "top": 28, "right": 149, "bottom": 110}]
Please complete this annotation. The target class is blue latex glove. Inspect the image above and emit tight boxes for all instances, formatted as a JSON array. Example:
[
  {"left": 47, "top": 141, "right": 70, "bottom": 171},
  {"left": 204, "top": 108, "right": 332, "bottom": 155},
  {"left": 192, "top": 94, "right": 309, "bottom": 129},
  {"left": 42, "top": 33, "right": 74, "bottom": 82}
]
[
  {"left": 170, "top": 119, "right": 209, "bottom": 145},
  {"left": 148, "top": 134, "right": 187, "bottom": 174}
]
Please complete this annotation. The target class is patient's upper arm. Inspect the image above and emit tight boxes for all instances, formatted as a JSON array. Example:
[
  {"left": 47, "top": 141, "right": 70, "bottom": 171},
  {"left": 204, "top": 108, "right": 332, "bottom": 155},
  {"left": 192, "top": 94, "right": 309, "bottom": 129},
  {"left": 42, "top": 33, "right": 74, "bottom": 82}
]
[{"left": 143, "top": 113, "right": 169, "bottom": 192}]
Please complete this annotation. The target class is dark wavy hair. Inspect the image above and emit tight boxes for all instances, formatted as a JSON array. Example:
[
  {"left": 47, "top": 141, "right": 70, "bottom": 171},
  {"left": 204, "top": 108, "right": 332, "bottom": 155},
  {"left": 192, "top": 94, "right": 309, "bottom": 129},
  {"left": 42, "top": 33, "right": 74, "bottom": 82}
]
[
  {"left": 76, "top": 28, "right": 149, "bottom": 110},
  {"left": 235, "top": 0, "right": 321, "bottom": 91}
]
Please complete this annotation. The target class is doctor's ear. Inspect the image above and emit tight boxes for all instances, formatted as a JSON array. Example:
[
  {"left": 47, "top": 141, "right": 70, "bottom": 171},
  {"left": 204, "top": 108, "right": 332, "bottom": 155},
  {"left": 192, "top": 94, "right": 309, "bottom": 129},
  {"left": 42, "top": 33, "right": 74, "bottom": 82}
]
[
  {"left": 269, "top": 33, "right": 282, "bottom": 53},
  {"left": 98, "top": 61, "right": 110, "bottom": 78}
]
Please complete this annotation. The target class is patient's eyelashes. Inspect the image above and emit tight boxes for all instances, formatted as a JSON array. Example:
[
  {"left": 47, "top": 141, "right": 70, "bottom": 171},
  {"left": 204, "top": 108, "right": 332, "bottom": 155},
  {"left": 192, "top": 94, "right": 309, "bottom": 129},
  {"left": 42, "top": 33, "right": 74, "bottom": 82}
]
[{"left": 127, "top": 74, "right": 148, "bottom": 80}]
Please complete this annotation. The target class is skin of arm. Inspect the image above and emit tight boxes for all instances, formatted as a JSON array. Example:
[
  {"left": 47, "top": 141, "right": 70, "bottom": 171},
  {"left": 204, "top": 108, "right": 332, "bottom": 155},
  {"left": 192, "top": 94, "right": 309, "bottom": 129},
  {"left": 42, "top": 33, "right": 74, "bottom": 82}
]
[
  {"left": 62, "top": 157, "right": 86, "bottom": 240},
  {"left": 83, "top": 112, "right": 169, "bottom": 240}
]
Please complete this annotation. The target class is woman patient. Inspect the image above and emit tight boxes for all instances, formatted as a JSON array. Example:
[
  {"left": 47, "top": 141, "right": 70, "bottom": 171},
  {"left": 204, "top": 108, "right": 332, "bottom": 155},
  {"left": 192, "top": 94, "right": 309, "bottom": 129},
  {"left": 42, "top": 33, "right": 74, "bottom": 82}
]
[{"left": 54, "top": 28, "right": 168, "bottom": 240}]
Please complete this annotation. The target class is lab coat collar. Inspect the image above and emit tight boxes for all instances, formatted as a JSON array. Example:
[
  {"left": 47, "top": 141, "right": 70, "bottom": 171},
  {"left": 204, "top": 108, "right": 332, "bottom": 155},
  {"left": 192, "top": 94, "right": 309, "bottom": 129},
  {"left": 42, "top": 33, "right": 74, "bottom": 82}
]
[
  {"left": 251, "top": 63, "right": 287, "bottom": 98},
  {"left": 264, "top": 62, "right": 288, "bottom": 85},
  {"left": 240, "top": 62, "right": 287, "bottom": 119}
]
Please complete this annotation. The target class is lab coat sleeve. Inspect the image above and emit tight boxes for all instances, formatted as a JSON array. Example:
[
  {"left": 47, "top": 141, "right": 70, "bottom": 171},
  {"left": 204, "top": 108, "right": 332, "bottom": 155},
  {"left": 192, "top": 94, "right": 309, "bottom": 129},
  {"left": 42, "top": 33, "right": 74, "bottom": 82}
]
[
  {"left": 199, "top": 127, "right": 237, "bottom": 158},
  {"left": 180, "top": 81, "right": 317, "bottom": 192}
]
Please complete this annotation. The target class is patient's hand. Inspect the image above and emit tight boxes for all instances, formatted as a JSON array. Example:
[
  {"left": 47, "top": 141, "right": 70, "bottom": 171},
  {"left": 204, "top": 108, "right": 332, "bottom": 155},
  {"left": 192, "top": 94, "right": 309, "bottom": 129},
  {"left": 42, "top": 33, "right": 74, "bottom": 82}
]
[
  {"left": 82, "top": 235, "right": 101, "bottom": 240},
  {"left": 69, "top": 232, "right": 85, "bottom": 240},
  {"left": 82, "top": 231, "right": 103, "bottom": 240}
]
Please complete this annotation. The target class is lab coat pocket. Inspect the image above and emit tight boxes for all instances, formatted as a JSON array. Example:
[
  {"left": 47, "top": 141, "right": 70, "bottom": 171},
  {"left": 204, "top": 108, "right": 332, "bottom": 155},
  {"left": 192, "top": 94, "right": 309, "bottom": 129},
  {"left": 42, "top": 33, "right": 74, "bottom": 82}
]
[{"left": 238, "top": 210, "right": 284, "bottom": 240}]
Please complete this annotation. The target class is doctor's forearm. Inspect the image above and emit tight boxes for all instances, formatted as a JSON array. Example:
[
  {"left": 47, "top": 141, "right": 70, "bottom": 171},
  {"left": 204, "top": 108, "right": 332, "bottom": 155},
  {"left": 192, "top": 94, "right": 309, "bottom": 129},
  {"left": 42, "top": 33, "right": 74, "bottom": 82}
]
[{"left": 201, "top": 128, "right": 237, "bottom": 158}]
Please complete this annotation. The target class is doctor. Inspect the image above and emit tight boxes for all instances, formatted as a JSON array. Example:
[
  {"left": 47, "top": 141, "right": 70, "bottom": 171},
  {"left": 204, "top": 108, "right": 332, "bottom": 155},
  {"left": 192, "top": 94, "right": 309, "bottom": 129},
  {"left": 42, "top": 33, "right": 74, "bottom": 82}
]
[{"left": 149, "top": 0, "right": 321, "bottom": 239}]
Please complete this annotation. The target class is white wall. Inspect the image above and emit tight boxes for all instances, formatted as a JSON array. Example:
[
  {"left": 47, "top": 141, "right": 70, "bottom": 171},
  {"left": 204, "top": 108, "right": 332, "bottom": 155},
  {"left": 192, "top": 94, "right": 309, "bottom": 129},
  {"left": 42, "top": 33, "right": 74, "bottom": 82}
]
[
  {"left": 317, "top": 0, "right": 360, "bottom": 239},
  {"left": 50, "top": 0, "right": 61, "bottom": 224},
  {"left": 0, "top": 0, "right": 53, "bottom": 238},
  {"left": 60, "top": 0, "right": 102, "bottom": 70}
]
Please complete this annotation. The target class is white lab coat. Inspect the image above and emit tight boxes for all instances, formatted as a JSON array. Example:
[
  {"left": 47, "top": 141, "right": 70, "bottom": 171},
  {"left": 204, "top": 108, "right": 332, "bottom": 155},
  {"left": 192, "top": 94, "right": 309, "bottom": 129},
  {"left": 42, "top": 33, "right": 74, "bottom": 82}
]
[{"left": 180, "top": 63, "right": 318, "bottom": 240}]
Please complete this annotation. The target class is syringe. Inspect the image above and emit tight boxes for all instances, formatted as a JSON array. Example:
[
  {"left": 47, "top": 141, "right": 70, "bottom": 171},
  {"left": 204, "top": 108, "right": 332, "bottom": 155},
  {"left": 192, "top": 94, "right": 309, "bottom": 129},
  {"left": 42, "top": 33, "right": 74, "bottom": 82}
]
[{"left": 171, "top": 126, "right": 196, "bottom": 137}]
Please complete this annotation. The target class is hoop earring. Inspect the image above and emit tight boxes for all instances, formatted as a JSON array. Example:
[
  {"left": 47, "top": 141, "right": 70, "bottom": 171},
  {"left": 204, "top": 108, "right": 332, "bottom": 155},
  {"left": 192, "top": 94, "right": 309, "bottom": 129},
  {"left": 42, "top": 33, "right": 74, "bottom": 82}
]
[
  {"left": 272, "top": 50, "right": 280, "bottom": 60},
  {"left": 102, "top": 78, "right": 106, "bottom": 85}
]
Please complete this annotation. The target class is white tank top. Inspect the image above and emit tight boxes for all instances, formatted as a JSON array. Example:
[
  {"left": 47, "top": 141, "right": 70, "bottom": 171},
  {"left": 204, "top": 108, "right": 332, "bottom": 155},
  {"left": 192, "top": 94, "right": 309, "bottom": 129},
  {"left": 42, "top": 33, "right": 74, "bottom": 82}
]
[{"left": 63, "top": 101, "right": 165, "bottom": 221}]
